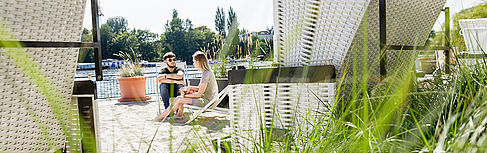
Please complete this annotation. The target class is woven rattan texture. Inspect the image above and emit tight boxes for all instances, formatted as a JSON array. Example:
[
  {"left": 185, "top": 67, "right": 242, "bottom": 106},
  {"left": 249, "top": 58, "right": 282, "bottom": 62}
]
[
  {"left": 384, "top": 0, "right": 446, "bottom": 79},
  {"left": 229, "top": 83, "right": 334, "bottom": 151},
  {"left": 340, "top": 0, "right": 380, "bottom": 91},
  {"left": 386, "top": 0, "right": 446, "bottom": 46},
  {"left": 340, "top": 0, "right": 446, "bottom": 91},
  {"left": 386, "top": 50, "right": 419, "bottom": 77},
  {"left": 0, "top": 0, "right": 86, "bottom": 152},
  {"left": 274, "top": 0, "right": 446, "bottom": 86},
  {"left": 310, "top": 0, "right": 369, "bottom": 68},
  {"left": 274, "top": 0, "right": 369, "bottom": 68},
  {"left": 274, "top": 0, "right": 306, "bottom": 66}
]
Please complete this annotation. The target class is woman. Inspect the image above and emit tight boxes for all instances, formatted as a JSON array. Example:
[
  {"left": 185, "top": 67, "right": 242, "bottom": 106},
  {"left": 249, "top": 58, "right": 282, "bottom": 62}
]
[{"left": 156, "top": 51, "right": 218, "bottom": 121}]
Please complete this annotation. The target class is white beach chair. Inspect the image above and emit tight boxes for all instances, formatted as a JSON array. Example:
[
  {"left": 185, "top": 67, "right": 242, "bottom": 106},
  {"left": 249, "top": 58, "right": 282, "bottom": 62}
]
[{"left": 184, "top": 86, "right": 230, "bottom": 124}]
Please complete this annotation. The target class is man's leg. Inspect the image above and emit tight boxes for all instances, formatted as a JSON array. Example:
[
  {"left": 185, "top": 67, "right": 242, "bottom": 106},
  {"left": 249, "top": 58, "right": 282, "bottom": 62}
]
[
  {"left": 159, "top": 83, "right": 170, "bottom": 109},
  {"left": 175, "top": 84, "right": 184, "bottom": 96}
]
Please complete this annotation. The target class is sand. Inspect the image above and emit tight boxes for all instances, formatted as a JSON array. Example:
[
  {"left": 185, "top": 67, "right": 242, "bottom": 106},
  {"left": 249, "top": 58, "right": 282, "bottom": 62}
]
[{"left": 96, "top": 96, "right": 230, "bottom": 153}]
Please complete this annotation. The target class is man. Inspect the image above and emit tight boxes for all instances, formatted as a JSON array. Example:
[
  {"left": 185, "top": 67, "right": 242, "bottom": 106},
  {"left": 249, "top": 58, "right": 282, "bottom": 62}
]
[{"left": 157, "top": 52, "right": 185, "bottom": 109}]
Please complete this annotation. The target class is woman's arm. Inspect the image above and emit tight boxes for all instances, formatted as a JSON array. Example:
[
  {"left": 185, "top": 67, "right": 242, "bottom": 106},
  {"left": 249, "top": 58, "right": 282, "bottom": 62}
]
[
  {"left": 184, "top": 83, "right": 207, "bottom": 98},
  {"left": 180, "top": 86, "right": 199, "bottom": 94},
  {"left": 188, "top": 86, "right": 199, "bottom": 91}
]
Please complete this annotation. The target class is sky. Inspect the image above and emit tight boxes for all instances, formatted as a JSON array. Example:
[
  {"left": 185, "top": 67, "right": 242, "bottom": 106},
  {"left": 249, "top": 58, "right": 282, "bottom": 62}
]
[
  {"left": 82, "top": 0, "right": 274, "bottom": 34},
  {"left": 82, "top": 0, "right": 484, "bottom": 34}
]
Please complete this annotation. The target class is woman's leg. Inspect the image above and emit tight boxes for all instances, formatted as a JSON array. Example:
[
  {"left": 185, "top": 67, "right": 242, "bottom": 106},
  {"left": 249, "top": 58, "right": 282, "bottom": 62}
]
[
  {"left": 177, "top": 105, "right": 184, "bottom": 116},
  {"left": 175, "top": 98, "right": 193, "bottom": 116},
  {"left": 156, "top": 97, "right": 193, "bottom": 120},
  {"left": 157, "top": 97, "right": 181, "bottom": 120}
]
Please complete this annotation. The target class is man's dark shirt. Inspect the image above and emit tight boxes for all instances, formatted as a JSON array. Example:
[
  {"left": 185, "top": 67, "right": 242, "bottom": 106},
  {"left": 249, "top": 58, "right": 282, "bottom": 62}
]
[{"left": 159, "top": 67, "right": 184, "bottom": 81}]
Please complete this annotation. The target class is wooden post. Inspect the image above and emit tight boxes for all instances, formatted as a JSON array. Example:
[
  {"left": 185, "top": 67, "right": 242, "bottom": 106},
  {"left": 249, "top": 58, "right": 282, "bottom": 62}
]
[
  {"left": 379, "top": 0, "right": 387, "bottom": 78},
  {"left": 91, "top": 0, "right": 103, "bottom": 81},
  {"left": 444, "top": 7, "right": 451, "bottom": 74}
]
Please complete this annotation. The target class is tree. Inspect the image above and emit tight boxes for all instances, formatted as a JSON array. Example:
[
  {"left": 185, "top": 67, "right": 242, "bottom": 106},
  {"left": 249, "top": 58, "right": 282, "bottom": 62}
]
[
  {"left": 223, "top": 21, "right": 239, "bottom": 58},
  {"left": 164, "top": 9, "right": 190, "bottom": 62},
  {"left": 227, "top": 7, "right": 237, "bottom": 33},
  {"left": 100, "top": 24, "right": 116, "bottom": 59},
  {"left": 110, "top": 32, "right": 139, "bottom": 60},
  {"left": 79, "top": 28, "right": 94, "bottom": 63},
  {"left": 187, "top": 26, "right": 217, "bottom": 55},
  {"left": 215, "top": 7, "right": 226, "bottom": 36},
  {"left": 106, "top": 16, "right": 128, "bottom": 34},
  {"left": 184, "top": 19, "right": 193, "bottom": 31},
  {"left": 133, "top": 29, "right": 162, "bottom": 61}
]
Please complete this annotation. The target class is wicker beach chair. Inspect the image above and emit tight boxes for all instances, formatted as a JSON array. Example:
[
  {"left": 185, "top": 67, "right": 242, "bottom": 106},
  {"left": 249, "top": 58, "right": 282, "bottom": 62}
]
[
  {"left": 0, "top": 0, "right": 87, "bottom": 152},
  {"left": 276, "top": 0, "right": 447, "bottom": 84},
  {"left": 226, "top": 0, "right": 448, "bottom": 151}
]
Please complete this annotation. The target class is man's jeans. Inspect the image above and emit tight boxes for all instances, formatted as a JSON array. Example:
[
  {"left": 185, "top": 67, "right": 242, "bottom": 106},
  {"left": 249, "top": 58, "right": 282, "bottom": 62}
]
[{"left": 159, "top": 83, "right": 183, "bottom": 109}]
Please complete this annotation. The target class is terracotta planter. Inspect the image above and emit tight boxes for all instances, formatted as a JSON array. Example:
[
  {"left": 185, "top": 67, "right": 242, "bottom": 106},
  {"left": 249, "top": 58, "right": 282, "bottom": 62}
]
[{"left": 117, "top": 76, "right": 151, "bottom": 102}]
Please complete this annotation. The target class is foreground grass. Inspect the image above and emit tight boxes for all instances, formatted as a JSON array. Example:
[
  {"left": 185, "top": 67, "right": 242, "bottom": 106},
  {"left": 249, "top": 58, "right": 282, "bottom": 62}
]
[
  {"left": 180, "top": 55, "right": 486, "bottom": 153},
  {"left": 180, "top": 26, "right": 487, "bottom": 153}
]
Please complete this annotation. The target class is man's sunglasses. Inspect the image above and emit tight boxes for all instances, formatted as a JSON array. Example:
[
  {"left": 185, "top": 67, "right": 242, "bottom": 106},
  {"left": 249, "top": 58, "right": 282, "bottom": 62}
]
[{"left": 166, "top": 58, "right": 176, "bottom": 62}]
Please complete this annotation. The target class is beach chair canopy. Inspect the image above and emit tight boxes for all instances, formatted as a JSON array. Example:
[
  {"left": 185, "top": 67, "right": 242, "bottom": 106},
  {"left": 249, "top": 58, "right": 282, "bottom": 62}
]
[
  {"left": 0, "top": 0, "right": 87, "bottom": 152},
  {"left": 274, "top": 0, "right": 447, "bottom": 86}
]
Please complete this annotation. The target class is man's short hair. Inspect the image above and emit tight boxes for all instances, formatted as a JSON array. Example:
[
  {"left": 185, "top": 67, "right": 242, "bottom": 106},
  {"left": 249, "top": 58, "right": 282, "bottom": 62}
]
[{"left": 163, "top": 52, "right": 176, "bottom": 60}]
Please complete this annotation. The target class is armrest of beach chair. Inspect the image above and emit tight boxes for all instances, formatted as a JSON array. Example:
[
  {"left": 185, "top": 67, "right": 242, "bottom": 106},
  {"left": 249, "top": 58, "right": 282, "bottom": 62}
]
[{"left": 185, "top": 86, "right": 229, "bottom": 124}]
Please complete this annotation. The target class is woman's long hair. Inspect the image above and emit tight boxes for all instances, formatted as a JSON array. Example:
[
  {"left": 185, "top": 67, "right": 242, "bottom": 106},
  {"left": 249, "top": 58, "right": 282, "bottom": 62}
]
[{"left": 192, "top": 51, "right": 212, "bottom": 71}]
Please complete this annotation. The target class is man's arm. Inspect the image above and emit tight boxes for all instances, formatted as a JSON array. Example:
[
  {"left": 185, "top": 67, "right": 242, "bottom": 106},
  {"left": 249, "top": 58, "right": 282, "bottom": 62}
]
[
  {"left": 166, "top": 69, "right": 184, "bottom": 80},
  {"left": 157, "top": 75, "right": 184, "bottom": 84}
]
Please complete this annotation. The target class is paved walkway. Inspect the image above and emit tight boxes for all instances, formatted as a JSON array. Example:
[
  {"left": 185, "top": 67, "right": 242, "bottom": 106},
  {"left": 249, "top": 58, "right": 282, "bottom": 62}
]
[{"left": 96, "top": 96, "right": 230, "bottom": 153}]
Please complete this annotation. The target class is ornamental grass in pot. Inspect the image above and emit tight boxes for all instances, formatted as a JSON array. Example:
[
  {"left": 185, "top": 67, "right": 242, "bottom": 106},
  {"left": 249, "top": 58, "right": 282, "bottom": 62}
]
[{"left": 115, "top": 48, "right": 151, "bottom": 102}]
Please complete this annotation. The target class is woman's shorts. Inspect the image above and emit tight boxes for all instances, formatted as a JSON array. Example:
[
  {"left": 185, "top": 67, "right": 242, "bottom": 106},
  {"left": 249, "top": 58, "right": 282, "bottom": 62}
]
[{"left": 191, "top": 98, "right": 209, "bottom": 107}]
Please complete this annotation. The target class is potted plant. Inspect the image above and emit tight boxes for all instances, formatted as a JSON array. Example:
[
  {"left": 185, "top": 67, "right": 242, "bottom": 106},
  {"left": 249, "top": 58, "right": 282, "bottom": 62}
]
[{"left": 114, "top": 48, "right": 151, "bottom": 102}]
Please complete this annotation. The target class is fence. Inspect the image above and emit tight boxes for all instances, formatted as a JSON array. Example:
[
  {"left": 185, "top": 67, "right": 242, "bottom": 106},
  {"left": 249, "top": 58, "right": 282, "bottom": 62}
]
[
  {"left": 93, "top": 61, "right": 272, "bottom": 99},
  {"left": 95, "top": 69, "right": 202, "bottom": 99},
  {"left": 459, "top": 18, "right": 487, "bottom": 52},
  {"left": 95, "top": 73, "right": 158, "bottom": 99}
]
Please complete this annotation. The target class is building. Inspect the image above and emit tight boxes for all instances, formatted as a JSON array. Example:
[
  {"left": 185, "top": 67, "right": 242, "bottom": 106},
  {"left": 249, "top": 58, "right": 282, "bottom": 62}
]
[{"left": 239, "top": 29, "right": 274, "bottom": 40}]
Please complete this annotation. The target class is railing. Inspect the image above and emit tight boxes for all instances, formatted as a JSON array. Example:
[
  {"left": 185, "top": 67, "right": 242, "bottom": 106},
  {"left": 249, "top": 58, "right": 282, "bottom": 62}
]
[
  {"left": 95, "top": 69, "right": 202, "bottom": 99},
  {"left": 95, "top": 73, "right": 158, "bottom": 99},
  {"left": 92, "top": 61, "right": 273, "bottom": 99}
]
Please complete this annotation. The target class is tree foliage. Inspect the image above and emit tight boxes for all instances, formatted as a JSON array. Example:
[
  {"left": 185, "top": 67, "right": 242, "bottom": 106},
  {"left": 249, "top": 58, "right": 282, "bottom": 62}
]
[
  {"left": 227, "top": 7, "right": 237, "bottom": 33},
  {"left": 96, "top": 16, "right": 163, "bottom": 61},
  {"left": 79, "top": 9, "right": 272, "bottom": 63},
  {"left": 452, "top": 1, "right": 487, "bottom": 51},
  {"left": 106, "top": 16, "right": 128, "bottom": 34},
  {"left": 100, "top": 23, "right": 115, "bottom": 59},
  {"left": 164, "top": 9, "right": 191, "bottom": 62},
  {"left": 79, "top": 28, "right": 94, "bottom": 63},
  {"left": 215, "top": 7, "right": 226, "bottom": 37}
]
